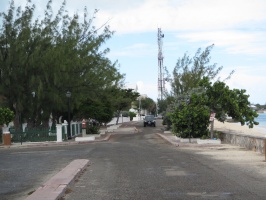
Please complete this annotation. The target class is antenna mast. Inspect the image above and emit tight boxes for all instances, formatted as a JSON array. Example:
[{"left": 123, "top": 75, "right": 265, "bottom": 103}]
[{"left": 157, "top": 28, "right": 165, "bottom": 100}]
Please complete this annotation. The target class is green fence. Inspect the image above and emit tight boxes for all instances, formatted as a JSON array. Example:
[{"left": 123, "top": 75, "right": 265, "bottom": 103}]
[
  {"left": 1, "top": 122, "right": 82, "bottom": 144},
  {"left": 0, "top": 128, "right": 2, "bottom": 143},
  {"left": 10, "top": 127, "right": 56, "bottom": 143}
]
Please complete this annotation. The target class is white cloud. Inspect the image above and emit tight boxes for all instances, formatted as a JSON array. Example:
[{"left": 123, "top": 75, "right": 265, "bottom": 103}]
[
  {"left": 94, "top": 0, "right": 266, "bottom": 33},
  {"left": 177, "top": 31, "right": 266, "bottom": 55},
  {"left": 93, "top": 0, "right": 266, "bottom": 56},
  {"left": 134, "top": 81, "right": 158, "bottom": 100},
  {"left": 3, "top": 0, "right": 266, "bottom": 33},
  {"left": 220, "top": 66, "right": 266, "bottom": 104},
  {"left": 110, "top": 43, "right": 156, "bottom": 57}
]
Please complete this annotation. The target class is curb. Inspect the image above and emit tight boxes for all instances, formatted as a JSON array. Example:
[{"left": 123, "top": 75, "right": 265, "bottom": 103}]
[
  {"left": 25, "top": 159, "right": 89, "bottom": 200},
  {"left": 156, "top": 133, "right": 179, "bottom": 146},
  {"left": 0, "top": 134, "right": 112, "bottom": 149},
  {"left": 156, "top": 133, "right": 225, "bottom": 149}
]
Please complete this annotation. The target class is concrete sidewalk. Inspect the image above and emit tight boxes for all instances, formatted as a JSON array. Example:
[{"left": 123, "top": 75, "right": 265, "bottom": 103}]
[{"left": 0, "top": 132, "right": 112, "bottom": 149}]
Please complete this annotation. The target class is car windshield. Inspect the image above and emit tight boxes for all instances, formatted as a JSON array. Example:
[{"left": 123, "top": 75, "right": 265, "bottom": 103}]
[{"left": 144, "top": 115, "right": 154, "bottom": 120}]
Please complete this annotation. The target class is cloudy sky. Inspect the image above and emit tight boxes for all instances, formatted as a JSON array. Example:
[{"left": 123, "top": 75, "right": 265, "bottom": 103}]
[{"left": 1, "top": 0, "right": 266, "bottom": 104}]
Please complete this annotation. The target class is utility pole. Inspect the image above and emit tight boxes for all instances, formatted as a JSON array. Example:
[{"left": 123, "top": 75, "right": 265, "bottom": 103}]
[{"left": 157, "top": 28, "right": 165, "bottom": 100}]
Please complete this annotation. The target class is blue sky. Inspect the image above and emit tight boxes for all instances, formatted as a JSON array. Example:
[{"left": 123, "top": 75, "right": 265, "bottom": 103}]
[{"left": 1, "top": 0, "right": 266, "bottom": 104}]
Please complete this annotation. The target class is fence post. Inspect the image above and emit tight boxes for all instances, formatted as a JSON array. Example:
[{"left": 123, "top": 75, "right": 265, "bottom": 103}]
[
  {"left": 56, "top": 124, "right": 62, "bottom": 142},
  {"left": 82, "top": 120, "right": 86, "bottom": 136},
  {"left": 22, "top": 123, "right": 27, "bottom": 132},
  {"left": 2, "top": 126, "right": 11, "bottom": 145},
  {"left": 78, "top": 123, "right": 80, "bottom": 134}
]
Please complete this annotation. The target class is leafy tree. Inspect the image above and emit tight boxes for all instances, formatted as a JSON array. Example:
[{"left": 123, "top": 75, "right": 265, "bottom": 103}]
[
  {"left": 76, "top": 86, "right": 139, "bottom": 126},
  {"left": 112, "top": 88, "right": 139, "bottom": 125},
  {"left": 0, "top": 0, "right": 124, "bottom": 128},
  {"left": 199, "top": 77, "right": 258, "bottom": 128},
  {"left": 76, "top": 92, "right": 114, "bottom": 125},
  {"left": 141, "top": 97, "right": 156, "bottom": 115},
  {"left": 168, "top": 45, "right": 256, "bottom": 138},
  {"left": 157, "top": 96, "right": 175, "bottom": 115},
  {"left": 171, "top": 44, "right": 229, "bottom": 96},
  {"left": 170, "top": 78, "right": 258, "bottom": 138}
]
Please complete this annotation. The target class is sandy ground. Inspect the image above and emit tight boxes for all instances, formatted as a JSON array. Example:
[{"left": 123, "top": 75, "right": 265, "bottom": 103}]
[{"left": 213, "top": 119, "right": 266, "bottom": 138}]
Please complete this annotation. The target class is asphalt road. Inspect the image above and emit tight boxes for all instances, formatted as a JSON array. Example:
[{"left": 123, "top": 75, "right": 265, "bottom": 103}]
[{"left": 0, "top": 119, "right": 265, "bottom": 200}]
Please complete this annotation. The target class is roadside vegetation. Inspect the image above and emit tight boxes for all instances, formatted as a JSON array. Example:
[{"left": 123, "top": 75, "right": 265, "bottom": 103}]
[
  {"left": 0, "top": 0, "right": 139, "bottom": 129},
  {"left": 159, "top": 45, "right": 258, "bottom": 138}
]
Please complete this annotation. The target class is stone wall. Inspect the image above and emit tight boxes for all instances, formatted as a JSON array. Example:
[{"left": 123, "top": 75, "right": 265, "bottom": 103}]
[{"left": 221, "top": 132, "right": 265, "bottom": 154}]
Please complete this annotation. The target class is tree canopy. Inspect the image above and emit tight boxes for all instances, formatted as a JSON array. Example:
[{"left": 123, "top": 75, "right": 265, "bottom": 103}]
[
  {"left": 139, "top": 97, "right": 156, "bottom": 115},
  {"left": 0, "top": 0, "right": 125, "bottom": 128},
  {"left": 171, "top": 44, "right": 224, "bottom": 96},
  {"left": 112, "top": 88, "right": 139, "bottom": 124},
  {"left": 165, "top": 45, "right": 258, "bottom": 138}
]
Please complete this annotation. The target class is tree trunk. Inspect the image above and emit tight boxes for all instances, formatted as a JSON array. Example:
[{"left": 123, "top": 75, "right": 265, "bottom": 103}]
[
  {"left": 14, "top": 109, "right": 21, "bottom": 129},
  {"left": 116, "top": 111, "right": 120, "bottom": 125}
]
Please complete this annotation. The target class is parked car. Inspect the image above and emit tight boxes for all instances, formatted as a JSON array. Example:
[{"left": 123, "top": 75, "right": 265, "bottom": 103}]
[{"left": 143, "top": 115, "right": 156, "bottom": 127}]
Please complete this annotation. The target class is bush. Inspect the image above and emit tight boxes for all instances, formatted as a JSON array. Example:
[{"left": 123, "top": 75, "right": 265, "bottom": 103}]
[
  {"left": 0, "top": 107, "right": 14, "bottom": 126},
  {"left": 86, "top": 125, "right": 99, "bottom": 134},
  {"left": 129, "top": 112, "right": 136, "bottom": 121},
  {"left": 213, "top": 130, "right": 223, "bottom": 140},
  {"left": 162, "top": 115, "right": 172, "bottom": 130},
  {"left": 170, "top": 96, "right": 210, "bottom": 138}
]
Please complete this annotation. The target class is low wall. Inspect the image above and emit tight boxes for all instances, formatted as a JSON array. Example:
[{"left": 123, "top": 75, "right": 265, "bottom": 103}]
[{"left": 221, "top": 132, "right": 265, "bottom": 154}]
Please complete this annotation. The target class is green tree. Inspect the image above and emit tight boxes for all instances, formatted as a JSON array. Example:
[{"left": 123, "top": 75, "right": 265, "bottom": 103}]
[
  {"left": 0, "top": 0, "right": 124, "bottom": 128},
  {"left": 76, "top": 91, "right": 114, "bottom": 125},
  {"left": 112, "top": 88, "right": 139, "bottom": 125},
  {"left": 141, "top": 97, "right": 156, "bottom": 115},
  {"left": 171, "top": 44, "right": 231, "bottom": 96},
  {"left": 199, "top": 77, "right": 258, "bottom": 128},
  {"left": 170, "top": 78, "right": 258, "bottom": 138},
  {"left": 168, "top": 45, "right": 256, "bottom": 138},
  {"left": 157, "top": 96, "right": 175, "bottom": 115}
]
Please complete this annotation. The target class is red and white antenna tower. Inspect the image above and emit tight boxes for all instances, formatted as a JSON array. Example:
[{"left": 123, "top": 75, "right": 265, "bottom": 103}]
[{"left": 157, "top": 28, "right": 165, "bottom": 100}]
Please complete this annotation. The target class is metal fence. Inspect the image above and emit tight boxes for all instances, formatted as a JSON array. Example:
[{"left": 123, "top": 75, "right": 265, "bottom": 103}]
[
  {"left": 10, "top": 127, "right": 57, "bottom": 143},
  {"left": 0, "top": 128, "right": 2, "bottom": 143},
  {"left": 1, "top": 121, "right": 82, "bottom": 144}
]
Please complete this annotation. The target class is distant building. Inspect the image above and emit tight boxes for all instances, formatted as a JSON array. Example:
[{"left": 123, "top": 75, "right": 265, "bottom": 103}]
[{"left": 249, "top": 104, "right": 257, "bottom": 110}]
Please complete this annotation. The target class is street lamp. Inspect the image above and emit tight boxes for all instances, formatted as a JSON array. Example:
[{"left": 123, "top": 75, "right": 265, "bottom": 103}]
[{"left": 66, "top": 91, "right": 71, "bottom": 139}]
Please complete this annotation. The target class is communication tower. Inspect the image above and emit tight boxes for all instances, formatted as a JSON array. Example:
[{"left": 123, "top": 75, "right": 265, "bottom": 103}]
[{"left": 157, "top": 28, "right": 165, "bottom": 100}]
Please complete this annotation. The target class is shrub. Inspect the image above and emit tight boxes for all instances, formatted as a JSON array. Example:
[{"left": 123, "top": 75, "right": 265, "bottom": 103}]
[
  {"left": 86, "top": 125, "right": 99, "bottom": 134},
  {"left": 170, "top": 96, "right": 210, "bottom": 138},
  {"left": 129, "top": 112, "right": 136, "bottom": 121},
  {"left": 0, "top": 107, "right": 14, "bottom": 126}
]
